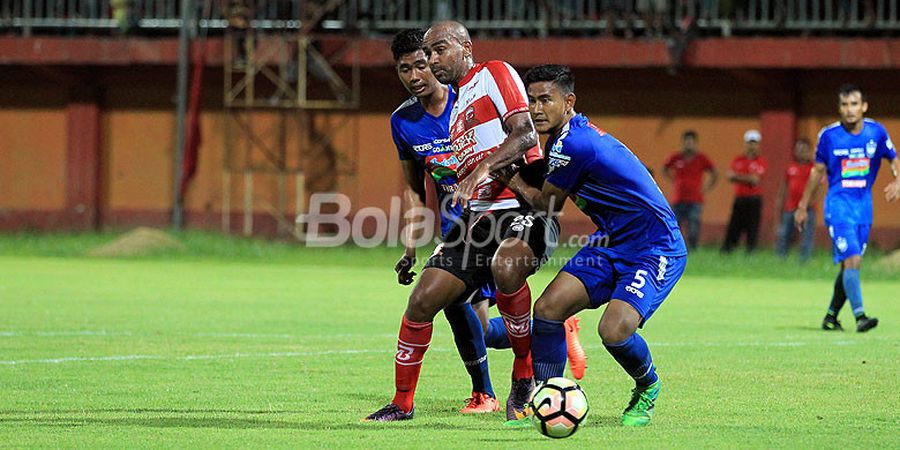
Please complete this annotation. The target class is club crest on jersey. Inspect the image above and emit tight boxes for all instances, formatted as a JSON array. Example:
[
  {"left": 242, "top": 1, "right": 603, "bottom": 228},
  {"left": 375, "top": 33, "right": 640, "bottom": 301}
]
[
  {"left": 866, "top": 139, "right": 877, "bottom": 158},
  {"left": 464, "top": 106, "right": 477, "bottom": 127}
]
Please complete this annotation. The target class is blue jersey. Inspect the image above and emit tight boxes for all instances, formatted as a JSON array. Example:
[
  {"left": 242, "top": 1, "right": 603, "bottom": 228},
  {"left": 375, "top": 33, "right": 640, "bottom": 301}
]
[
  {"left": 816, "top": 118, "right": 897, "bottom": 226},
  {"left": 390, "top": 88, "right": 462, "bottom": 236},
  {"left": 546, "top": 114, "right": 686, "bottom": 258}
]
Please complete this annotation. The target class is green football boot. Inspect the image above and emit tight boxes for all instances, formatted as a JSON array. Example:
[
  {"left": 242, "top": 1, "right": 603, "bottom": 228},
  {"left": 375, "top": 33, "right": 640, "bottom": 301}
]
[{"left": 621, "top": 381, "right": 660, "bottom": 427}]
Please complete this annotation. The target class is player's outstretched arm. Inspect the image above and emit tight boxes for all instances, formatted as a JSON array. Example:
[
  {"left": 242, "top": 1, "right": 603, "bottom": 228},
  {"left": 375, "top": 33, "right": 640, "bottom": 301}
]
[
  {"left": 452, "top": 111, "right": 537, "bottom": 207},
  {"left": 885, "top": 158, "right": 900, "bottom": 203},
  {"left": 395, "top": 160, "right": 427, "bottom": 285},
  {"left": 794, "top": 163, "right": 826, "bottom": 231}
]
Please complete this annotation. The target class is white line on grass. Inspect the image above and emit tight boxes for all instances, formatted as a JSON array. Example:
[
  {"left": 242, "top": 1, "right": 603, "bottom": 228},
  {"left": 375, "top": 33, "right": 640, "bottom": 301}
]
[
  {"left": 0, "top": 331, "right": 399, "bottom": 339},
  {"left": 0, "top": 331, "right": 134, "bottom": 337},
  {"left": 0, "top": 340, "right": 868, "bottom": 366},
  {"left": 0, "top": 349, "right": 396, "bottom": 365}
]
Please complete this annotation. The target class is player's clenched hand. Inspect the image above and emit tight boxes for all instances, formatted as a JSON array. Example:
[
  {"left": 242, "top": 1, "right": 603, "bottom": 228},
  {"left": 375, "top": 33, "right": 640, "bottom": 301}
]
[
  {"left": 794, "top": 208, "right": 808, "bottom": 232},
  {"left": 452, "top": 163, "right": 491, "bottom": 208},
  {"left": 394, "top": 252, "right": 417, "bottom": 285},
  {"left": 885, "top": 179, "right": 900, "bottom": 203}
]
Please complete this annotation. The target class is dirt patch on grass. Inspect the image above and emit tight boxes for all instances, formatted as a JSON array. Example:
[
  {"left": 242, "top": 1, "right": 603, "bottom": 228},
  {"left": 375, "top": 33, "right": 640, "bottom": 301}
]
[{"left": 86, "top": 227, "right": 185, "bottom": 257}]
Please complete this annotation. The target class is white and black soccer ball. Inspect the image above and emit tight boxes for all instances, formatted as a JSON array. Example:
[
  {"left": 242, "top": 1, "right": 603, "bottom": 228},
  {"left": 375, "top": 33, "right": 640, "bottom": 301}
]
[{"left": 529, "top": 377, "right": 589, "bottom": 438}]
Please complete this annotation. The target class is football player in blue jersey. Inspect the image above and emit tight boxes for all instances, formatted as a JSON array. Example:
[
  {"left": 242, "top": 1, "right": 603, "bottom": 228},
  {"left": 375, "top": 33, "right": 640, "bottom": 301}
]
[
  {"left": 505, "top": 64, "right": 687, "bottom": 427},
  {"left": 795, "top": 84, "right": 900, "bottom": 333}
]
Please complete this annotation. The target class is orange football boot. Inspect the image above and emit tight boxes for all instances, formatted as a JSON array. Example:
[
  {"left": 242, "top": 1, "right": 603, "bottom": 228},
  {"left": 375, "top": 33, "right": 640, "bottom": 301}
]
[
  {"left": 460, "top": 392, "right": 501, "bottom": 414},
  {"left": 564, "top": 316, "right": 587, "bottom": 380}
]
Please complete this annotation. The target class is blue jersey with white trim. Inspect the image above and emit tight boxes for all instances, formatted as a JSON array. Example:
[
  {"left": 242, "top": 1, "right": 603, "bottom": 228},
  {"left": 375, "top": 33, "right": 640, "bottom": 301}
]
[
  {"left": 390, "top": 88, "right": 462, "bottom": 236},
  {"left": 545, "top": 114, "right": 686, "bottom": 257},
  {"left": 816, "top": 118, "right": 897, "bottom": 225}
]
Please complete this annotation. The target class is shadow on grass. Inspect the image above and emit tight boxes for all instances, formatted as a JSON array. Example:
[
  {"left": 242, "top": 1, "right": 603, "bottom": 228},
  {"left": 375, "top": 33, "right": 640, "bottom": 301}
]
[
  {"left": 775, "top": 326, "right": 832, "bottom": 332},
  {"left": 588, "top": 415, "right": 622, "bottom": 427}
]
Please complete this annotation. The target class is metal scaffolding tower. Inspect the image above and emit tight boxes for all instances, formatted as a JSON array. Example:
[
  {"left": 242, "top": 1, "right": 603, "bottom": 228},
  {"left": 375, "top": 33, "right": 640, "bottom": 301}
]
[{"left": 222, "top": 1, "right": 360, "bottom": 237}]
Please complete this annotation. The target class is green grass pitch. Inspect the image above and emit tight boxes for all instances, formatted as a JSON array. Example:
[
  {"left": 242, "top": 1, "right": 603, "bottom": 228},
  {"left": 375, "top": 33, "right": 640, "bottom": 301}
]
[{"left": 0, "top": 233, "right": 897, "bottom": 448}]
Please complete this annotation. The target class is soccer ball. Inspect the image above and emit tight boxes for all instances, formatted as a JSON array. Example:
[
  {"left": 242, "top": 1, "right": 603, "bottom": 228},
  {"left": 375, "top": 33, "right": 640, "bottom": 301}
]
[{"left": 529, "top": 377, "right": 589, "bottom": 438}]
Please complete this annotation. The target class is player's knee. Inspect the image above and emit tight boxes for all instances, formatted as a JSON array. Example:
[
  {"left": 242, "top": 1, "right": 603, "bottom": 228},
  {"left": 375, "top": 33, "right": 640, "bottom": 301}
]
[
  {"left": 844, "top": 256, "right": 862, "bottom": 269},
  {"left": 533, "top": 296, "right": 566, "bottom": 322},
  {"left": 598, "top": 314, "right": 636, "bottom": 344},
  {"left": 405, "top": 289, "right": 440, "bottom": 322},
  {"left": 491, "top": 257, "right": 527, "bottom": 294},
  {"left": 492, "top": 247, "right": 534, "bottom": 294}
]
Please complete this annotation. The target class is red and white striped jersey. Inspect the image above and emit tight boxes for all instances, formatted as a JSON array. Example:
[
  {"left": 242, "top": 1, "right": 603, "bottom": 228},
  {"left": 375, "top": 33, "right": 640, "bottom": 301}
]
[{"left": 449, "top": 60, "right": 543, "bottom": 211}]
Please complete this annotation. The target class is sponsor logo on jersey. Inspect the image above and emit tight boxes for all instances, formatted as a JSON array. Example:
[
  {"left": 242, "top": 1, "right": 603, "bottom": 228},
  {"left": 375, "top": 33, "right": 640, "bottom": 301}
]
[
  {"left": 451, "top": 129, "right": 478, "bottom": 156},
  {"left": 833, "top": 149, "right": 850, "bottom": 156},
  {"left": 841, "top": 179, "right": 867, "bottom": 188},
  {"left": 841, "top": 158, "right": 870, "bottom": 178},
  {"left": 413, "top": 142, "right": 433, "bottom": 152},
  {"left": 548, "top": 140, "right": 570, "bottom": 172}
]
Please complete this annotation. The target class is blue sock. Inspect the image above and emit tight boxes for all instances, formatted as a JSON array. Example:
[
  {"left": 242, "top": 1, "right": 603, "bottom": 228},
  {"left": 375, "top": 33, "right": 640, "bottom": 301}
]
[
  {"left": 531, "top": 317, "right": 567, "bottom": 383},
  {"left": 444, "top": 303, "right": 494, "bottom": 397},
  {"left": 604, "top": 333, "right": 658, "bottom": 388},
  {"left": 842, "top": 268, "right": 865, "bottom": 318},
  {"left": 484, "top": 317, "right": 511, "bottom": 349}
]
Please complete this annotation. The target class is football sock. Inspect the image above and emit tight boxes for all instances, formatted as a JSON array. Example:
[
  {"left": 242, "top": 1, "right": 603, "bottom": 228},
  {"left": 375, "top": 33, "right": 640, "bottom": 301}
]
[
  {"left": 496, "top": 282, "right": 533, "bottom": 380},
  {"left": 484, "top": 317, "right": 512, "bottom": 349},
  {"left": 392, "top": 315, "right": 433, "bottom": 413},
  {"left": 444, "top": 303, "right": 495, "bottom": 398},
  {"left": 531, "top": 316, "right": 566, "bottom": 383},
  {"left": 842, "top": 269, "right": 865, "bottom": 318},
  {"left": 827, "top": 269, "right": 846, "bottom": 317},
  {"left": 604, "top": 333, "right": 658, "bottom": 388}
]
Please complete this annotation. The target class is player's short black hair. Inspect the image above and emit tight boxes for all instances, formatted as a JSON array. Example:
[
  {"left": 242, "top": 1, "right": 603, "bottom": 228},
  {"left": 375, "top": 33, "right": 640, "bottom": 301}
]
[
  {"left": 682, "top": 130, "right": 698, "bottom": 140},
  {"left": 838, "top": 83, "right": 866, "bottom": 101},
  {"left": 523, "top": 64, "right": 574, "bottom": 94},
  {"left": 391, "top": 29, "right": 425, "bottom": 62}
]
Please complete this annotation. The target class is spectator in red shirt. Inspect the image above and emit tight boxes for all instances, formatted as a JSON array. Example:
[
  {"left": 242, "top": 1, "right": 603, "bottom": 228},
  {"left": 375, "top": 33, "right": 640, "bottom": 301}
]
[
  {"left": 662, "top": 130, "right": 718, "bottom": 249},
  {"left": 722, "top": 129, "right": 768, "bottom": 253},
  {"left": 775, "top": 138, "right": 819, "bottom": 262}
]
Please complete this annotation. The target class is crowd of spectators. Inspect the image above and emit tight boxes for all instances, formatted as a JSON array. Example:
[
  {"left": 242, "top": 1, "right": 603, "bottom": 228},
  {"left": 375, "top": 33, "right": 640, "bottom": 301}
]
[{"left": 662, "top": 129, "right": 820, "bottom": 260}]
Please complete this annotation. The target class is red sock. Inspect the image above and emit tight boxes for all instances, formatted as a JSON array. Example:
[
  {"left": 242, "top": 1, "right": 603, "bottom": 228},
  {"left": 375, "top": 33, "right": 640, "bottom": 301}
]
[
  {"left": 496, "top": 282, "right": 533, "bottom": 380},
  {"left": 392, "top": 316, "right": 433, "bottom": 413}
]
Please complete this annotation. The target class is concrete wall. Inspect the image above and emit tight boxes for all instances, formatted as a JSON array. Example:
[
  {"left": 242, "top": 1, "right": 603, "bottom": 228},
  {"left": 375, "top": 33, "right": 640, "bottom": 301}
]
[{"left": 1, "top": 65, "right": 898, "bottom": 249}]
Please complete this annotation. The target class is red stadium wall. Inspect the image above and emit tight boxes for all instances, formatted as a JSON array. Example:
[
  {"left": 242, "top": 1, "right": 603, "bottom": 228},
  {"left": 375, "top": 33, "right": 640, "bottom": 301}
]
[{"left": 1, "top": 37, "right": 899, "bottom": 250}]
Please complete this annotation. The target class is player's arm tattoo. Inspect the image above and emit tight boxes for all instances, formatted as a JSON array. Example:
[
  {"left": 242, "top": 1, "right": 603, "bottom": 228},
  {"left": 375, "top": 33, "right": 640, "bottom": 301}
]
[{"left": 483, "top": 111, "right": 538, "bottom": 174}]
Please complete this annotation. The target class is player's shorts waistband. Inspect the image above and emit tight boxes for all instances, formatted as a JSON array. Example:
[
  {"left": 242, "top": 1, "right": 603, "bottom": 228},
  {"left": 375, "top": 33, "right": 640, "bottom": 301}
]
[{"left": 467, "top": 198, "right": 522, "bottom": 212}]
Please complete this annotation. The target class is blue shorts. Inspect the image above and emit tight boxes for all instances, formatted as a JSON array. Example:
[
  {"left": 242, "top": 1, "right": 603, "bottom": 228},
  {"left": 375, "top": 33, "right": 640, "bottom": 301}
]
[
  {"left": 561, "top": 246, "right": 686, "bottom": 326},
  {"left": 828, "top": 223, "right": 870, "bottom": 264}
]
